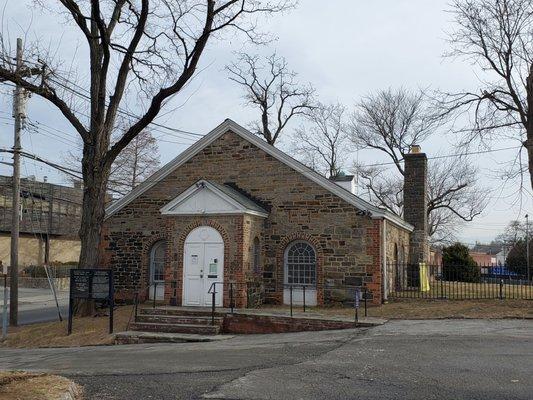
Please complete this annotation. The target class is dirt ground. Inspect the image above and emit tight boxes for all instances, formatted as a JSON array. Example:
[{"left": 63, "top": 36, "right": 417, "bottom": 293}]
[
  {"left": 0, "top": 371, "right": 81, "bottom": 400},
  {"left": 1, "top": 305, "right": 133, "bottom": 349}
]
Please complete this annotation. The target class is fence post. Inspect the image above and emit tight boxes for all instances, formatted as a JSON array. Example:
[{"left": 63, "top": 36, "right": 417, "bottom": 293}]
[
  {"left": 230, "top": 283, "right": 234, "bottom": 314},
  {"left": 364, "top": 287, "right": 368, "bottom": 318},
  {"left": 354, "top": 288, "right": 360, "bottom": 324},
  {"left": 440, "top": 271, "right": 444, "bottom": 299},
  {"left": 134, "top": 292, "right": 139, "bottom": 323},
  {"left": 302, "top": 285, "right": 306, "bottom": 313},
  {"left": 152, "top": 281, "right": 157, "bottom": 309},
  {"left": 290, "top": 285, "right": 293, "bottom": 317},
  {"left": 499, "top": 279, "right": 504, "bottom": 300},
  {"left": 211, "top": 286, "right": 216, "bottom": 326}
]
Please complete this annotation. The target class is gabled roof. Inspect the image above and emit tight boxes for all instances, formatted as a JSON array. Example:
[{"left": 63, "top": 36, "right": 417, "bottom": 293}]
[
  {"left": 105, "top": 119, "right": 413, "bottom": 231},
  {"left": 160, "top": 180, "right": 268, "bottom": 217}
]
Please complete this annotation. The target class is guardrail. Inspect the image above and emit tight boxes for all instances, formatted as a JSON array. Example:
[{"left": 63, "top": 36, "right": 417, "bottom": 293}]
[{"left": 207, "top": 281, "right": 369, "bottom": 326}]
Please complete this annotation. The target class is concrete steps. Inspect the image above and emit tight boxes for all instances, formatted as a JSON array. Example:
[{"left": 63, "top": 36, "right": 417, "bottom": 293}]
[
  {"left": 140, "top": 308, "right": 224, "bottom": 317},
  {"left": 136, "top": 314, "right": 223, "bottom": 325},
  {"left": 129, "top": 308, "right": 223, "bottom": 336},
  {"left": 129, "top": 322, "right": 221, "bottom": 335},
  {"left": 115, "top": 331, "right": 233, "bottom": 345}
]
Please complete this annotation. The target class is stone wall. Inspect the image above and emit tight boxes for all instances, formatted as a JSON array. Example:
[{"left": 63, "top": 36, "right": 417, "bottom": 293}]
[
  {"left": 385, "top": 221, "right": 411, "bottom": 297},
  {"left": 222, "top": 313, "right": 357, "bottom": 334},
  {"left": 102, "top": 129, "right": 412, "bottom": 305}
]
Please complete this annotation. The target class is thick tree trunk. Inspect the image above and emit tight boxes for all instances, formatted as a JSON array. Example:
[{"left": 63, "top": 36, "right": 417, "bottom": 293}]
[
  {"left": 78, "top": 163, "right": 109, "bottom": 268},
  {"left": 526, "top": 68, "right": 533, "bottom": 191},
  {"left": 75, "top": 147, "right": 111, "bottom": 316},
  {"left": 527, "top": 127, "right": 533, "bottom": 191}
]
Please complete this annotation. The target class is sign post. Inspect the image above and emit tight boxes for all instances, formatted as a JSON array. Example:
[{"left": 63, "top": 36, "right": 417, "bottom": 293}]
[
  {"left": 354, "top": 287, "right": 361, "bottom": 324},
  {"left": 2, "top": 272, "right": 7, "bottom": 340},
  {"left": 68, "top": 269, "right": 114, "bottom": 335}
]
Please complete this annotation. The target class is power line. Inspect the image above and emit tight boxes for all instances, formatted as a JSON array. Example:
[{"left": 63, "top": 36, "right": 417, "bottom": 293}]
[
  {"left": 0, "top": 148, "right": 82, "bottom": 180},
  {"left": 46, "top": 74, "right": 203, "bottom": 139},
  {"left": 361, "top": 146, "right": 523, "bottom": 168}
]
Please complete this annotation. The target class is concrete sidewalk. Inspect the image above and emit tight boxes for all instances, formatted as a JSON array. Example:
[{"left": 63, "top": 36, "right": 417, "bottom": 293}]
[{"left": 0, "top": 320, "right": 531, "bottom": 399}]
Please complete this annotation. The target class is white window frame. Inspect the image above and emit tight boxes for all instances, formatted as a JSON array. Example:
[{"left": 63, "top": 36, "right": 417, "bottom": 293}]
[
  {"left": 284, "top": 240, "right": 317, "bottom": 286},
  {"left": 149, "top": 241, "right": 166, "bottom": 284}
]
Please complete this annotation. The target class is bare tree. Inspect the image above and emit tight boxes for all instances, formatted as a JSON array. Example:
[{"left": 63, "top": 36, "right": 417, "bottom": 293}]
[
  {"left": 442, "top": 0, "right": 533, "bottom": 191},
  {"left": 351, "top": 88, "right": 441, "bottom": 175},
  {"left": 351, "top": 88, "right": 488, "bottom": 243},
  {"left": 291, "top": 103, "right": 351, "bottom": 177},
  {"left": 495, "top": 220, "right": 532, "bottom": 246},
  {"left": 111, "top": 129, "right": 160, "bottom": 195},
  {"left": 64, "top": 129, "right": 161, "bottom": 196},
  {"left": 427, "top": 156, "right": 486, "bottom": 243},
  {"left": 226, "top": 52, "right": 315, "bottom": 145},
  {"left": 0, "top": 1, "right": 293, "bottom": 269}
]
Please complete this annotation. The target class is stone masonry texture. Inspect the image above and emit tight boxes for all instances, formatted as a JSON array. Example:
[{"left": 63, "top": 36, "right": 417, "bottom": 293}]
[
  {"left": 403, "top": 152, "right": 429, "bottom": 264},
  {"left": 100, "top": 129, "right": 412, "bottom": 306}
]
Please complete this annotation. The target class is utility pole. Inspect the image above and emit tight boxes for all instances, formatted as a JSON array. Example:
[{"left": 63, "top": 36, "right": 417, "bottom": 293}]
[{"left": 9, "top": 38, "right": 23, "bottom": 327}]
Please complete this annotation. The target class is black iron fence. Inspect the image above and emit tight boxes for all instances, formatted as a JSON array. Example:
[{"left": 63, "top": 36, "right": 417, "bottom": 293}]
[{"left": 390, "top": 262, "right": 533, "bottom": 300}]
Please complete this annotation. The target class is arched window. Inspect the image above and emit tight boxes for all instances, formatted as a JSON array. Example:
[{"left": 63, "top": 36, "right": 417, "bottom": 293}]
[
  {"left": 252, "top": 237, "right": 261, "bottom": 273},
  {"left": 284, "top": 241, "right": 316, "bottom": 285},
  {"left": 150, "top": 241, "right": 166, "bottom": 284}
]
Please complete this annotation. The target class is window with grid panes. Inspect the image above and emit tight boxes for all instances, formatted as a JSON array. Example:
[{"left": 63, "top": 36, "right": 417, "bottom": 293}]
[{"left": 284, "top": 241, "right": 316, "bottom": 285}]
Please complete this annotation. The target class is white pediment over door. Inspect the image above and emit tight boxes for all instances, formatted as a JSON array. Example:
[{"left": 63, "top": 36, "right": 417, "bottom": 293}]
[{"left": 160, "top": 180, "right": 268, "bottom": 217}]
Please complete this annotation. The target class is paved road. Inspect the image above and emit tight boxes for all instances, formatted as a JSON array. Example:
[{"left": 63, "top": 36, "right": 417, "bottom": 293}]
[
  {"left": 0, "top": 319, "right": 531, "bottom": 399},
  {"left": 0, "top": 287, "right": 68, "bottom": 325}
]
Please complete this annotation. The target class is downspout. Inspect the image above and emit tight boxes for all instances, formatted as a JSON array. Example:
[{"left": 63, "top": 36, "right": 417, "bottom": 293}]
[{"left": 382, "top": 219, "right": 388, "bottom": 302}]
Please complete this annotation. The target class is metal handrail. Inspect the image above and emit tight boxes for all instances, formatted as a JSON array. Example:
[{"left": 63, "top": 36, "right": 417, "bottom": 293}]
[{"left": 207, "top": 282, "right": 369, "bottom": 323}]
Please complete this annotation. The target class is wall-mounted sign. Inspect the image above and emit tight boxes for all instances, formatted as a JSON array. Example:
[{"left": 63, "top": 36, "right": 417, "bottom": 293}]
[{"left": 191, "top": 255, "right": 198, "bottom": 265}]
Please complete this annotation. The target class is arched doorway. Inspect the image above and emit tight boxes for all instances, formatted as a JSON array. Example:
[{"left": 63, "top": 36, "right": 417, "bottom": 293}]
[{"left": 182, "top": 226, "right": 224, "bottom": 306}]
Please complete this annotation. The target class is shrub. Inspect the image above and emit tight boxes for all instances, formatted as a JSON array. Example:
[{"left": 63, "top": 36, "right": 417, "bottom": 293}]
[{"left": 442, "top": 243, "right": 480, "bottom": 283}]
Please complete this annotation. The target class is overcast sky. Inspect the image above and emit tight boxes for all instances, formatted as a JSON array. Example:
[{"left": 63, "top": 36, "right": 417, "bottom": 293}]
[{"left": 0, "top": 0, "right": 531, "bottom": 244}]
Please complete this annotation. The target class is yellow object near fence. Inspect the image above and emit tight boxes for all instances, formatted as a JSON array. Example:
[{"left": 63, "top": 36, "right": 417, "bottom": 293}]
[{"left": 419, "top": 262, "right": 430, "bottom": 292}]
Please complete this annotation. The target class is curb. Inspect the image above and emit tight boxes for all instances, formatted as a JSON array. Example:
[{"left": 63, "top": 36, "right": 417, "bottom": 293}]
[{"left": 61, "top": 380, "right": 83, "bottom": 400}]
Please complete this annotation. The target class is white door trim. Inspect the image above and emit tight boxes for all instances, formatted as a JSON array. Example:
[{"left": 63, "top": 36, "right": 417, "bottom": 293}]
[{"left": 182, "top": 226, "right": 224, "bottom": 307}]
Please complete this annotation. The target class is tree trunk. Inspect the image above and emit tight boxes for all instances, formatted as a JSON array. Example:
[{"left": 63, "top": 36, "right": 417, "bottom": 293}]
[
  {"left": 527, "top": 126, "right": 533, "bottom": 191},
  {"left": 526, "top": 68, "right": 533, "bottom": 191},
  {"left": 75, "top": 147, "right": 111, "bottom": 316}
]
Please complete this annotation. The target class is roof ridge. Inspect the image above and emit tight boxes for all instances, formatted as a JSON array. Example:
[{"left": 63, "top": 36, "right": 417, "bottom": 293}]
[{"left": 104, "top": 119, "right": 413, "bottom": 232}]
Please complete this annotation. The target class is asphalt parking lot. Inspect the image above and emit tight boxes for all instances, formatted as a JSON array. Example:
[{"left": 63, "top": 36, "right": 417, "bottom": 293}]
[{"left": 0, "top": 319, "right": 531, "bottom": 399}]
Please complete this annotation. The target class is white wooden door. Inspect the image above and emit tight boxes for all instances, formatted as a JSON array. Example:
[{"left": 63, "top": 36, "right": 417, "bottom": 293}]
[{"left": 183, "top": 227, "right": 224, "bottom": 307}]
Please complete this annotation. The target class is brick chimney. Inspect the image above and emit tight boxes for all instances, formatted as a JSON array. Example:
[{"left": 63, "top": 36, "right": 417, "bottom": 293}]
[{"left": 403, "top": 145, "right": 429, "bottom": 263}]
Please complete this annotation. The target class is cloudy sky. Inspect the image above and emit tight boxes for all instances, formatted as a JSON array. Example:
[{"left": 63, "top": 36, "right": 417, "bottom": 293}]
[{"left": 0, "top": 0, "right": 531, "bottom": 244}]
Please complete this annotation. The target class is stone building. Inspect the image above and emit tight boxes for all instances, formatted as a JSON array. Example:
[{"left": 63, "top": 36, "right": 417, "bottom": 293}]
[{"left": 102, "top": 119, "right": 427, "bottom": 307}]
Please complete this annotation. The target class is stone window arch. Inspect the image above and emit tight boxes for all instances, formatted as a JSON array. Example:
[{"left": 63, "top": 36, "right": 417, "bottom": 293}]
[{"left": 284, "top": 240, "right": 317, "bottom": 285}]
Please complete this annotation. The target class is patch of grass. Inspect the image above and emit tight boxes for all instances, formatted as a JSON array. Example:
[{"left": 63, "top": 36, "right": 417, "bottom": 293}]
[
  {"left": 0, "top": 371, "right": 81, "bottom": 400},
  {"left": 1, "top": 305, "right": 133, "bottom": 348},
  {"left": 393, "top": 279, "right": 533, "bottom": 300},
  {"left": 260, "top": 299, "right": 533, "bottom": 320}
]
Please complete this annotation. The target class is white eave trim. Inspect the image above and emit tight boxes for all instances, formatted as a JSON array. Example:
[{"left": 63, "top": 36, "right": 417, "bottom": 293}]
[
  {"left": 105, "top": 119, "right": 413, "bottom": 232},
  {"left": 159, "top": 180, "right": 269, "bottom": 218}
]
